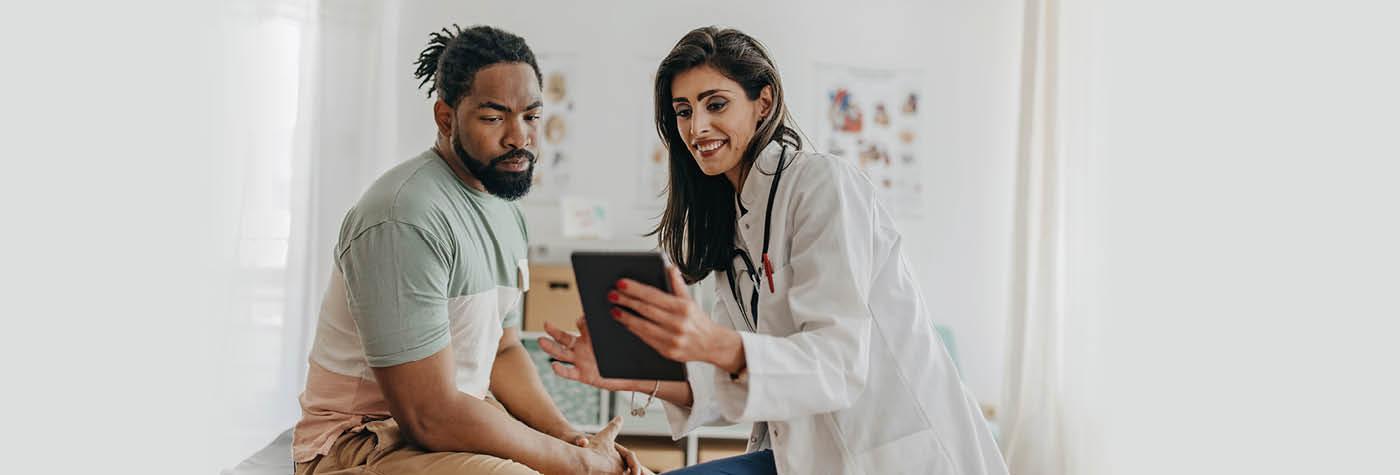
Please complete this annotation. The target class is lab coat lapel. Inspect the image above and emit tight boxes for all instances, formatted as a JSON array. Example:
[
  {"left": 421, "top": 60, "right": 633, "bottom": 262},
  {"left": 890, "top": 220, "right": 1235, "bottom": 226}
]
[{"left": 734, "top": 141, "right": 785, "bottom": 268}]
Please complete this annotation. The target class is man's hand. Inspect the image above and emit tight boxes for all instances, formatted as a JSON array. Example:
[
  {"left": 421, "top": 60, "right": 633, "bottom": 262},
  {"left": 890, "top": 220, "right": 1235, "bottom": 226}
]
[
  {"left": 580, "top": 416, "right": 645, "bottom": 475},
  {"left": 560, "top": 428, "right": 590, "bottom": 447},
  {"left": 614, "top": 443, "right": 652, "bottom": 475},
  {"left": 565, "top": 423, "right": 654, "bottom": 474}
]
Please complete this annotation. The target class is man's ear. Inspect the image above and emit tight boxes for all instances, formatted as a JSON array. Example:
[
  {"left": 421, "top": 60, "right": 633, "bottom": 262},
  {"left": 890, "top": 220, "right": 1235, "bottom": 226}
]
[{"left": 433, "top": 99, "right": 454, "bottom": 138}]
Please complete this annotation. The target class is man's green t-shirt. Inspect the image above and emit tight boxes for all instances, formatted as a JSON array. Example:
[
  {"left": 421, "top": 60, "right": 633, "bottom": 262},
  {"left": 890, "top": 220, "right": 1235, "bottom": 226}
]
[{"left": 292, "top": 148, "right": 532, "bottom": 462}]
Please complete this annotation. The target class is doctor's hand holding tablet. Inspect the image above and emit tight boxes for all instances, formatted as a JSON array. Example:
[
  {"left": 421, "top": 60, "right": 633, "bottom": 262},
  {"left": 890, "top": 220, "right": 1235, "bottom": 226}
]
[{"left": 605, "top": 265, "right": 746, "bottom": 374}]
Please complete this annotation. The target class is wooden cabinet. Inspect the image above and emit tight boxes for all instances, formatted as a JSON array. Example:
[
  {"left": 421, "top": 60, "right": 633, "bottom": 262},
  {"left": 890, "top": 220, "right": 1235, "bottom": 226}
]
[{"left": 523, "top": 264, "right": 584, "bottom": 332}]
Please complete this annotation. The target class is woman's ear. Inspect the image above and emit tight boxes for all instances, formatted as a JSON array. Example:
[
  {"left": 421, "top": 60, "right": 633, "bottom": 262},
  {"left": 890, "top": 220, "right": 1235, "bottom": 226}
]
[
  {"left": 757, "top": 85, "right": 775, "bottom": 122},
  {"left": 433, "top": 99, "right": 454, "bottom": 138}
]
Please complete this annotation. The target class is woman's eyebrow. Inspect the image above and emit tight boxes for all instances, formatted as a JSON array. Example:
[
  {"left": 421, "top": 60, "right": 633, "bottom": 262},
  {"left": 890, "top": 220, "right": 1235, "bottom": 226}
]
[
  {"left": 673, "top": 89, "right": 732, "bottom": 104},
  {"left": 696, "top": 89, "right": 730, "bottom": 101}
]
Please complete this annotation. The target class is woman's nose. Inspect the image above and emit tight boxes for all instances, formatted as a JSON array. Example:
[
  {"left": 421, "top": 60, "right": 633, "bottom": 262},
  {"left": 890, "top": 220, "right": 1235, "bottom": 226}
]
[{"left": 690, "top": 112, "right": 712, "bottom": 136}]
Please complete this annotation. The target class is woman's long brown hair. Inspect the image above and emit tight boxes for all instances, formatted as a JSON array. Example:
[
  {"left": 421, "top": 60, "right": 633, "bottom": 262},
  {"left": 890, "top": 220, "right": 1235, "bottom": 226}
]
[{"left": 649, "top": 27, "right": 802, "bottom": 284}]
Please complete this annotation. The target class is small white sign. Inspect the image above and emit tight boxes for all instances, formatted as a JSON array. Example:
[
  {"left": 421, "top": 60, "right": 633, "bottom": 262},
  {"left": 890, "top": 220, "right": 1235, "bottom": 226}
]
[{"left": 560, "top": 196, "right": 611, "bottom": 240}]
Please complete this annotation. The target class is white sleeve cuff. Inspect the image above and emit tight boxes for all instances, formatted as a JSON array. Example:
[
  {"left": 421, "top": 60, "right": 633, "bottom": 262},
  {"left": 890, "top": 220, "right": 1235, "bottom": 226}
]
[
  {"left": 662, "top": 360, "right": 726, "bottom": 439},
  {"left": 715, "top": 331, "right": 763, "bottom": 421}
]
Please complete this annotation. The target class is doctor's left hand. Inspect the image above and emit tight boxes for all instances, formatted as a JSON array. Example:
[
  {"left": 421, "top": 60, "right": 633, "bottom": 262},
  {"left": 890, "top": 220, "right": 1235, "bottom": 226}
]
[{"left": 610, "top": 265, "right": 747, "bottom": 374}]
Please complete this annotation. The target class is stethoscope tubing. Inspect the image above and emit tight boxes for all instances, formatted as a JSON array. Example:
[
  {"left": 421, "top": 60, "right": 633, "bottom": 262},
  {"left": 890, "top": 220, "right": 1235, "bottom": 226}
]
[{"left": 725, "top": 144, "right": 789, "bottom": 329}]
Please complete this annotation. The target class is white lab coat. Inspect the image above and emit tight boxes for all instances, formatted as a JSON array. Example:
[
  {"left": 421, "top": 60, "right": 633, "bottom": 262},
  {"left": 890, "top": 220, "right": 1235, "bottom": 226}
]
[{"left": 662, "top": 142, "right": 1008, "bottom": 474}]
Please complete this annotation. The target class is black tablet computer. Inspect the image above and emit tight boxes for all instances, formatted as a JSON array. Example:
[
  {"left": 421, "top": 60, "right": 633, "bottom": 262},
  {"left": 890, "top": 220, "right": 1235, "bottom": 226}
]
[{"left": 570, "top": 251, "right": 687, "bottom": 381}]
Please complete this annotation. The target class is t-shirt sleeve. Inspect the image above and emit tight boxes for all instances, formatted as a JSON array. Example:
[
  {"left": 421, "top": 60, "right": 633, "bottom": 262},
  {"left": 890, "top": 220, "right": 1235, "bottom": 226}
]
[{"left": 337, "top": 221, "right": 453, "bottom": 367}]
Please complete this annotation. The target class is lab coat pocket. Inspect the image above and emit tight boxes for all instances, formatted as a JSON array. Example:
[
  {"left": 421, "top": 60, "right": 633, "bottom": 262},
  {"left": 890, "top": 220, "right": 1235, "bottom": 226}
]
[{"left": 831, "top": 338, "right": 931, "bottom": 453}]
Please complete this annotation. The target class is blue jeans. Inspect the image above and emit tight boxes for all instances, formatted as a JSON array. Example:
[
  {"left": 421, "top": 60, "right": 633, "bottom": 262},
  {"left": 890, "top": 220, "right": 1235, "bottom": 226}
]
[{"left": 665, "top": 449, "right": 776, "bottom": 475}]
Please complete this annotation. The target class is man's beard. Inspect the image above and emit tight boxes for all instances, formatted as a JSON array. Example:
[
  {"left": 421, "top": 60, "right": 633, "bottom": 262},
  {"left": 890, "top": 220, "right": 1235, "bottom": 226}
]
[{"left": 452, "top": 134, "right": 535, "bottom": 201}]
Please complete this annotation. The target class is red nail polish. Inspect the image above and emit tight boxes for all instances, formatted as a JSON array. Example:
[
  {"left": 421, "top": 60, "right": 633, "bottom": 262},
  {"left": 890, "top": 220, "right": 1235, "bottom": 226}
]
[
  {"left": 616, "top": 280, "right": 628, "bottom": 290},
  {"left": 608, "top": 291, "right": 619, "bottom": 303},
  {"left": 611, "top": 308, "right": 621, "bottom": 318}
]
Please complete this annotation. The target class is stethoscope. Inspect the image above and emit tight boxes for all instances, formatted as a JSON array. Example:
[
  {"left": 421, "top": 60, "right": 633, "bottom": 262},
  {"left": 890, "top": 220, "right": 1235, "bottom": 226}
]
[{"left": 723, "top": 145, "right": 788, "bottom": 329}]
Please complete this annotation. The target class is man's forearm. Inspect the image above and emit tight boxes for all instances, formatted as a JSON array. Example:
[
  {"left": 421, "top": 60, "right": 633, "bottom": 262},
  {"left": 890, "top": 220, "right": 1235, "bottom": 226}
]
[
  {"left": 490, "top": 342, "right": 576, "bottom": 438},
  {"left": 409, "top": 390, "right": 584, "bottom": 474}
]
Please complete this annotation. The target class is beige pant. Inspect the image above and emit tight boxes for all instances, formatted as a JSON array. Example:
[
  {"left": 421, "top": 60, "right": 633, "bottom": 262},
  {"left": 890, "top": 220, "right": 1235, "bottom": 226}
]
[{"left": 295, "top": 400, "right": 540, "bottom": 475}]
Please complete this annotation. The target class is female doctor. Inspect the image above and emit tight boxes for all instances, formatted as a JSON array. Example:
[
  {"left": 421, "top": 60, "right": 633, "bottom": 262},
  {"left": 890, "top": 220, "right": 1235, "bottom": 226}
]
[{"left": 539, "top": 27, "right": 1008, "bottom": 475}]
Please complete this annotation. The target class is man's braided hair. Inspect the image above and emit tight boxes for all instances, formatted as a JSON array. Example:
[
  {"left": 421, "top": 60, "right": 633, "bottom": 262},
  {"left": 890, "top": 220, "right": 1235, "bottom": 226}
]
[{"left": 413, "top": 24, "right": 542, "bottom": 107}]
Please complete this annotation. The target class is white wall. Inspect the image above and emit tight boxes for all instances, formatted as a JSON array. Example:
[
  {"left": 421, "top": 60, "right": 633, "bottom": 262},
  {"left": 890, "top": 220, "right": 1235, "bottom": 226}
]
[
  {"left": 386, "top": 0, "right": 1025, "bottom": 406},
  {"left": 4, "top": 1, "right": 229, "bottom": 473},
  {"left": 1081, "top": 1, "right": 1400, "bottom": 473}
]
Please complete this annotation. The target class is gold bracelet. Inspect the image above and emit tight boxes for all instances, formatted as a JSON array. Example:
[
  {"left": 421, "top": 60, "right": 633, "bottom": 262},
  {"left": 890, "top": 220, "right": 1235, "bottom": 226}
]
[{"left": 629, "top": 380, "right": 662, "bottom": 417}]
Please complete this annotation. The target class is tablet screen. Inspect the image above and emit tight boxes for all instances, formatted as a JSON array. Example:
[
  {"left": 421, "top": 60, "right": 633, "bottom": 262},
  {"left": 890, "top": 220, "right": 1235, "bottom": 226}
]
[{"left": 570, "top": 251, "right": 687, "bottom": 381}]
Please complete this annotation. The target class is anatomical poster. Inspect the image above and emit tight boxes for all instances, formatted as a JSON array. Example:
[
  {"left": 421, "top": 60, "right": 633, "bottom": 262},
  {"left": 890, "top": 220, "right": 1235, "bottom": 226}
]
[{"left": 815, "top": 64, "right": 924, "bottom": 217}]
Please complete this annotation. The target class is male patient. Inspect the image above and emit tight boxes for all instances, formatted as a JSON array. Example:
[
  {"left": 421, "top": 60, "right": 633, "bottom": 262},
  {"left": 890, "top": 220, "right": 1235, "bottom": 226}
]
[{"left": 292, "top": 25, "right": 638, "bottom": 475}]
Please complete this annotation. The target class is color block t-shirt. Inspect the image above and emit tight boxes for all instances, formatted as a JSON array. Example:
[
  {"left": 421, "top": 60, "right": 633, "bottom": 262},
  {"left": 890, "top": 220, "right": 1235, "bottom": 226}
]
[{"left": 292, "top": 149, "right": 530, "bottom": 462}]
